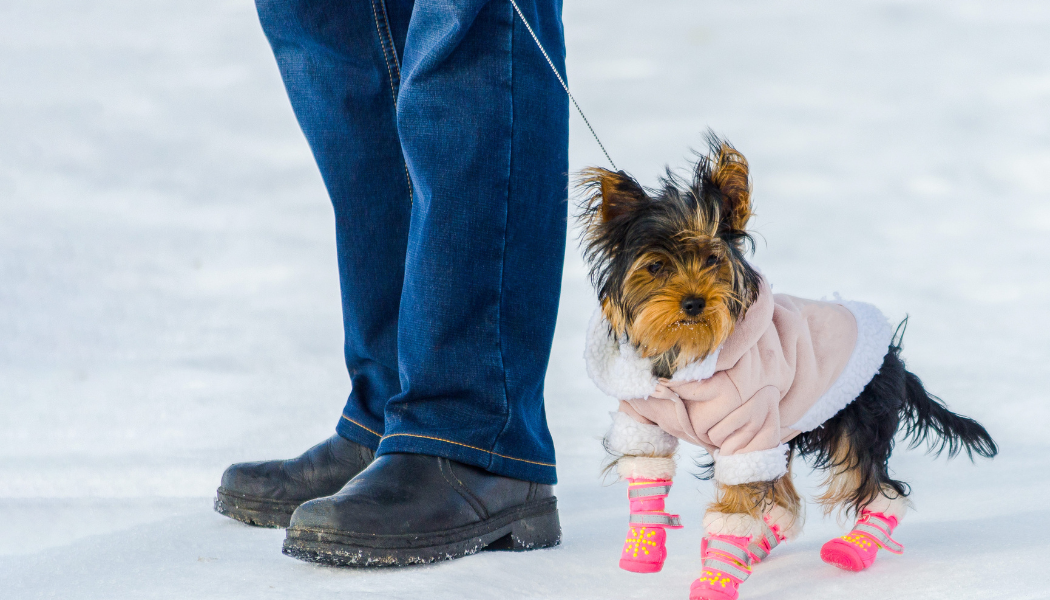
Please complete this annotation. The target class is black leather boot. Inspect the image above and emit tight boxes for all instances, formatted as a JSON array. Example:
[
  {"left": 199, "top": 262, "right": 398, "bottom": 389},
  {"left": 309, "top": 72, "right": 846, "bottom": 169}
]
[
  {"left": 214, "top": 434, "right": 375, "bottom": 528},
  {"left": 282, "top": 453, "right": 561, "bottom": 566}
]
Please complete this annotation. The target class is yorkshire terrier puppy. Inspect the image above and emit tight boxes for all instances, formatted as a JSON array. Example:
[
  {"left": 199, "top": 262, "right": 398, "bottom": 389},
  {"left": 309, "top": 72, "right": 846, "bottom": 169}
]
[{"left": 578, "top": 134, "right": 997, "bottom": 600}]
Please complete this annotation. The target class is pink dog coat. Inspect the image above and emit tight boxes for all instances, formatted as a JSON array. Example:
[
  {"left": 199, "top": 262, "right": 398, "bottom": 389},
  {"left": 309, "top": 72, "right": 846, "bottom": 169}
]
[{"left": 586, "top": 276, "right": 894, "bottom": 485}]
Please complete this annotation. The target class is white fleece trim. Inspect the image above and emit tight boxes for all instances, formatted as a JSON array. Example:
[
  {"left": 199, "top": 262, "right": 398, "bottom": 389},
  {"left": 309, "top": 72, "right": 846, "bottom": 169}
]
[
  {"left": 605, "top": 411, "right": 679, "bottom": 456},
  {"left": 790, "top": 299, "right": 894, "bottom": 432},
  {"left": 714, "top": 444, "right": 789, "bottom": 485},
  {"left": 584, "top": 309, "right": 658, "bottom": 400},
  {"left": 765, "top": 504, "right": 803, "bottom": 540},
  {"left": 616, "top": 456, "right": 677, "bottom": 480},
  {"left": 670, "top": 347, "right": 720, "bottom": 382},
  {"left": 584, "top": 308, "right": 721, "bottom": 400},
  {"left": 703, "top": 512, "right": 763, "bottom": 538},
  {"left": 863, "top": 494, "right": 909, "bottom": 523}
]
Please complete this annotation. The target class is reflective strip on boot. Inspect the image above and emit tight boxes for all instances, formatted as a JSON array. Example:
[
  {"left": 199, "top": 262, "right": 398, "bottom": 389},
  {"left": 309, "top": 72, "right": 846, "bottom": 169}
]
[
  {"left": 748, "top": 522, "right": 780, "bottom": 561},
  {"left": 628, "top": 485, "right": 672, "bottom": 499},
  {"left": 864, "top": 512, "right": 896, "bottom": 532},
  {"left": 762, "top": 524, "right": 780, "bottom": 550},
  {"left": 706, "top": 538, "right": 753, "bottom": 565},
  {"left": 703, "top": 538, "right": 753, "bottom": 581},
  {"left": 629, "top": 513, "right": 682, "bottom": 528},
  {"left": 851, "top": 521, "right": 903, "bottom": 554}
]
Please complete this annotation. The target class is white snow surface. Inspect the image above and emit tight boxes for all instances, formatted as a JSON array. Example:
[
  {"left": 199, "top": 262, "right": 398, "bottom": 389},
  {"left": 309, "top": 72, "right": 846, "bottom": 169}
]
[{"left": 2, "top": 0, "right": 1049, "bottom": 598}]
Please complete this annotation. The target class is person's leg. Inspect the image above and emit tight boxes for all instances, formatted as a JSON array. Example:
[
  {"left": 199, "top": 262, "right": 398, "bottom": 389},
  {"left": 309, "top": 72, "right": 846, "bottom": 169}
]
[
  {"left": 282, "top": 0, "right": 570, "bottom": 565},
  {"left": 379, "top": 0, "right": 569, "bottom": 485},
  {"left": 261, "top": 0, "right": 417, "bottom": 446},
  {"left": 214, "top": 0, "right": 415, "bottom": 528}
]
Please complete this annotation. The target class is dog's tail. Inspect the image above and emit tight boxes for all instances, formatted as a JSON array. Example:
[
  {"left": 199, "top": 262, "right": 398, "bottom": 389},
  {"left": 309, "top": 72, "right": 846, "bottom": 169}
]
[
  {"left": 900, "top": 370, "right": 998, "bottom": 460},
  {"left": 895, "top": 324, "right": 998, "bottom": 461}
]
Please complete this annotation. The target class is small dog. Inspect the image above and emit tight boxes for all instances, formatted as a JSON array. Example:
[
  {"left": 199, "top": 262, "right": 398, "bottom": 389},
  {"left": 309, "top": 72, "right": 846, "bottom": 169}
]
[{"left": 578, "top": 134, "right": 997, "bottom": 600}]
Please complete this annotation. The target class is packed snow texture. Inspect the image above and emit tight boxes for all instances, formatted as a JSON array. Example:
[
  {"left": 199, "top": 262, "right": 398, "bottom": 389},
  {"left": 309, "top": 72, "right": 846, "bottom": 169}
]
[{"left": 2, "top": 0, "right": 1049, "bottom": 598}]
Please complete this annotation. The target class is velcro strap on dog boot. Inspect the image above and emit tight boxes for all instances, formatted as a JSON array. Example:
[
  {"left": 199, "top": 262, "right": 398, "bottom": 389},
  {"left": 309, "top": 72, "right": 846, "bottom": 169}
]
[
  {"left": 853, "top": 512, "right": 903, "bottom": 554},
  {"left": 629, "top": 512, "right": 682, "bottom": 527},
  {"left": 691, "top": 534, "right": 752, "bottom": 600},
  {"left": 619, "top": 478, "right": 682, "bottom": 573},
  {"left": 746, "top": 516, "right": 786, "bottom": 564},
  {"left": 820, "top": 510, "right": 903, "bottom": 572},
  {"left": 627, "top": 478, "right": 674, "bottom": 512},
  {"left": 625, "top": 478, "right": 682, "bottom": 529}
]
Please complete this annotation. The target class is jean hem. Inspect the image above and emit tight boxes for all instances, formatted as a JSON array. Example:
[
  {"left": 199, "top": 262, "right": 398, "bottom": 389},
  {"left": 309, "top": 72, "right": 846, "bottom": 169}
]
[
  {"left": 336, "top": 414, "right": 382, "bottom": 451},
  {"left": 376, "top": 432, "right": 556, "bottom": 485}
]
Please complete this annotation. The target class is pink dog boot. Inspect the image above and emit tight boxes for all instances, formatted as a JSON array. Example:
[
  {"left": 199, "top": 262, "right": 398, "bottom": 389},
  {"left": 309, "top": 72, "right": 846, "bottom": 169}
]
[
  {"left": 690, "top": 534, "right": 753, "bottom": 600},
  {"left": 747, "top": 514, "right": 788, "bottom": 564},
  {"left": 821, "top": 510, "right": 903, "bottom": 571},
  {"left": 619, "top": 478, "right": 682, "bottom": 573}
]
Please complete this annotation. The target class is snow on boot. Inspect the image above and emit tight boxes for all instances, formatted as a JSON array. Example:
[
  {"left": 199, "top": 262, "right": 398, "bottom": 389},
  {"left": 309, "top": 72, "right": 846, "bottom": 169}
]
[
  {"left": 619, "top": 478, "right": 682, "bottom": 573},
  {"left": 690, "top": 534, "right": 753, "bottom": 600},
  {"left": 820, "top": 510, "right": 903, "bottom": 571}
]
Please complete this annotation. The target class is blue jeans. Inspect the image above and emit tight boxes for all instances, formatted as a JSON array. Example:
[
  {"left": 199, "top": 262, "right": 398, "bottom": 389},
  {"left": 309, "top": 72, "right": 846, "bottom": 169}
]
[{"left": 256, "top": 0, "right": 568, "bottom": 484}]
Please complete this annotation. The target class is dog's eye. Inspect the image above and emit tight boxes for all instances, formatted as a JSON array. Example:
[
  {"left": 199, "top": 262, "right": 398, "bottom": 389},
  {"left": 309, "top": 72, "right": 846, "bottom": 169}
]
[
  {"left": 704, "top": 255, "right": 719, "bottom": 268},
  {"left": 647, "top": 261, "right": 663, "bottom": 276}
]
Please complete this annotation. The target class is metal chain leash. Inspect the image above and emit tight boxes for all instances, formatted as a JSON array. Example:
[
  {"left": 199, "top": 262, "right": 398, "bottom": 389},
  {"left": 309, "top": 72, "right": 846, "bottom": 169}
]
[{"left": 507, "top": 0, "right": 618, "bottom": 170}]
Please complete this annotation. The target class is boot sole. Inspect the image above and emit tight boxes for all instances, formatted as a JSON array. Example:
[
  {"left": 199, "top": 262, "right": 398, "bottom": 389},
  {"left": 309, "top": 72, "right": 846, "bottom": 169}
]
[
  {"left": 282, "top": 496, "right": 561, "bottom": 567},
  {"left": 619, "top": 558, "right": 663, "bottom": 573},
  {"left": 214, "top": 487, "right": 302, "bottom": 529},
  {"left": 820, "top": 540, "right": 869, "bottom": 571}
]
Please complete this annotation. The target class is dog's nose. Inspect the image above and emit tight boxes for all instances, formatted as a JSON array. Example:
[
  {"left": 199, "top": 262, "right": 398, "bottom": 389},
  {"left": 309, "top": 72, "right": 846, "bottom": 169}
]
[{"left": 681, "top": 296, "right": 705, "bottom": 317}]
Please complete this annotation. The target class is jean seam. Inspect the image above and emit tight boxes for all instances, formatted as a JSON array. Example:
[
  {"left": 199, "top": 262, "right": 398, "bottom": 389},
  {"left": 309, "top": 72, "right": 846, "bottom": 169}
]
[
  {"left": 370, "top": 0, "right": 413, "bottom": 206},
  {"left": 340, "top": 414, "right": 382, "bottom": 438},
  {"left": 377, "top": 0, "right": 401, "bottom": 80},
  {"left": 490, "top": 0, "right": 515, "bottom": 468},
  {"left": 369, "top": 0, "right": 398, "bottom": 106}
]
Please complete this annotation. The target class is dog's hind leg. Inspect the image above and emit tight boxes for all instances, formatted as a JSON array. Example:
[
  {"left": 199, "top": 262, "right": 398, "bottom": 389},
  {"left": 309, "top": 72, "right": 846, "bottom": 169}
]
[
  {"left": 816, "top": 434, "right": 908, "bottom": 572},
  {"left": 604, "top": 409, "right": 682, "bottom": 574},
  {"left": 787, "top": 343, "right": 919, "bottom": 572},
  {"left": 814, "top": 333, "right": 995, "bottom": 572}
]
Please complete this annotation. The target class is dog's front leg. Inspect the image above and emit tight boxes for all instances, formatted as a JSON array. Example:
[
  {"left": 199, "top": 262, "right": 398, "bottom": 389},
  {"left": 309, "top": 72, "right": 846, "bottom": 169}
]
[
  {"left": 695, "top": 475, "right": 802, "bottom": 600},
  {"left": 604, "top": 410, "right": 682, "bottom": 573}
]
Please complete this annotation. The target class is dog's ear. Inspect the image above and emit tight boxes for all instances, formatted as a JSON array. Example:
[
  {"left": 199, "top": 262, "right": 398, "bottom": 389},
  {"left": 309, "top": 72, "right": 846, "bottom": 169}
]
[
  {"left": 708, "top": 140, "right": 752, "bottom": 232},
  {"left": 577, "top": 167, "right": 648, "bottom": 223}
]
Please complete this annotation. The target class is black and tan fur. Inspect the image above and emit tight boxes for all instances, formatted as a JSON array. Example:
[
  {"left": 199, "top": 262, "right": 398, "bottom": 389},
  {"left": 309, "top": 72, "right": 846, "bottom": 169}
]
[{"left": 578, "top": 132, "right": 997, "bottom": 524}]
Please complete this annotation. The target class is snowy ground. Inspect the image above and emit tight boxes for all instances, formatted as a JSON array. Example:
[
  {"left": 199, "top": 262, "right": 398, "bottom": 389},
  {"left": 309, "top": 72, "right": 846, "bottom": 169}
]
[{"left": 2, "top": 0, "right": 1049, "bottom": 598}]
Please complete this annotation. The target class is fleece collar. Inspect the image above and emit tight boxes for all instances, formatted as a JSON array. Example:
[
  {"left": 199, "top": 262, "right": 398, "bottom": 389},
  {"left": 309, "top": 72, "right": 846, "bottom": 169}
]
[{"left": 584, "top": 277, "right": 773, "bottom": 399}]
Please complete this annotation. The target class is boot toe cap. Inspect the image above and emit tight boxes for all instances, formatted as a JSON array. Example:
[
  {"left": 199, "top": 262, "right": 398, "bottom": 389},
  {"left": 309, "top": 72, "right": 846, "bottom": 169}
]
[
  {"left": 287, "top": 496, "right": 341, "bottom": 530},
  {"left": 220, "top": 461, "right": 278, "bottom": 495},
  {"left": 287, "top": 490, "right": 442, "bottom": 535}
]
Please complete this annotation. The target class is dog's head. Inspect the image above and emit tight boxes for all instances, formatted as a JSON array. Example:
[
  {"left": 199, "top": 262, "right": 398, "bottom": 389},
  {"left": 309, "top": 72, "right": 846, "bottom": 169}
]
[{"left": 577, "top": 134, "right": 761, "bottom": 375}]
